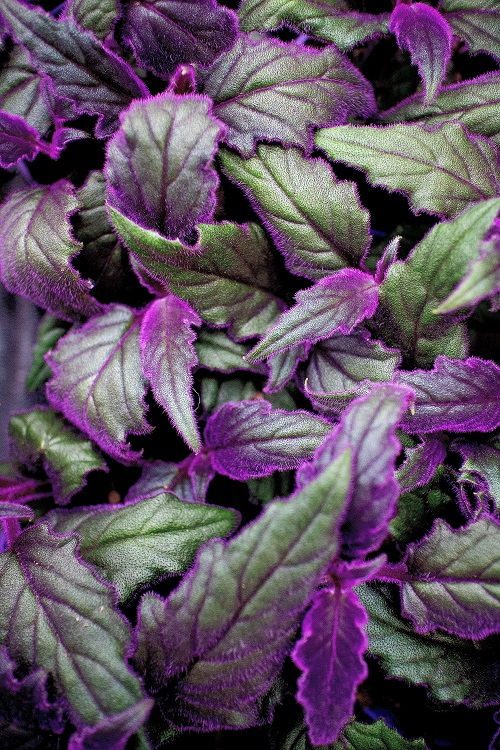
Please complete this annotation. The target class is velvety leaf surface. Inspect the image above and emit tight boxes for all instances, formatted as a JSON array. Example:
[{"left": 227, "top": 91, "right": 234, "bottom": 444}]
[
  {"left": 0, "top": 110, "right": 45, "bottom": 167},
  {"left": 46, "top": 493, "right": 238, "bottom": 602},
  {"left": 140, "top": 296, "right": 201, "bottom": 452},
  {"left": 219, "top": 144, "right": 371, "bottom": 279},
  {"left": 396, "top": 356, "right": 500, "bottom": 434},
  {"left": 434, "top": 235, "right": 500, "bottom": 313},
  {"left": 194, "top": 329, "right": 263, "bottom": 373},
  {"left": 378, "top": 198, "right": 500, "bottom": 367},
  {"left": 239, "top": 0, "right": 390, "bottom": 52},
  {"left": 292, "top": 588, "right": 368, "bottom": 745},
  {"left": 199, "top": 33, "right": 375, "bottom": 156},
  {"left": 64, "top": 0, "right": 119, "bottom": 40},
  {"left": 266, "top": 345, "right": 308, "bottom": 393},
  {"left": 26, "top": 315, "right": 67, "bottom": 393},
  {"left": 204, "top": 399, "right": 331, "bottom": 479},
  {"left": 297, "top": 385, "right": 411, "bottom": 558},
  {"left": 8, "top": 408, "right": 105, "bottom": 505},
  {"left": 0, "top": 46, "right": 53, "bottom": 136},
  {"left": 247, "top": 270, "right": 379, "bottom": 361},
  {"left": 135, "top": 451, "right": 352, "bottom": 729},
  {"left": 397, "top": 516, "right": 500, "bottom": 638},
  {"left": 110, "top": 211, "right": 284, "bottom": 340},
  {"left": 389, "top": 2, "right": 452, "bottom": 105},
  {"left": 441, "top": 0, "right": 500, "bottom": 61},
  {"left": 381, "top": 72, "right": 500, "bottom": 147},
  {"left": 0, "top": 503, "right": 34, "bottom": 519},
  {"left": 0, "top": 523, "right": 146, "bottom": 730},
  {"left": 315, "top": 123, "right": 500, "bottom": 219},
  {"left": 0, "top": 0, "right": 148, "bottom": 138},
  {"left": 125, "top": 455, "right": 214, "bottom": 504},
  {"left": 458, "top": 443, "right": 500, "bottom": 508},
  {"left": 106, "top": 94, "right": 224, "bottom": 240},
  {"left": 0, "top": 182, "right": 103, "bottom": 321},
  {"left": 396, "top": 436, "right": 447, "bottom": 492},
  {"left": 334, "top": 719, "right": 428, "bottom": 750},
  {"left": 359, "top": 582, "right": 500, "bottom": 707},
  {"left": 46, "top": 305, "right": 150, "bottom": 462},
  {"left": 67, "top": 700, "right": 152, "bottom": 750},
  {"left": 123, "top": 0, "right": 238, "bottom": 78}
]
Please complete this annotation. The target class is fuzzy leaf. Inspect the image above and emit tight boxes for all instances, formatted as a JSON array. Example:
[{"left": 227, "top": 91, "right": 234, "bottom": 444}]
[
  {"left": 239, "top": 0, "right": 390, "bottom": 52},
  {"left": 434, "top": 235, "right": 500, "bottom": 313},
  {"left": 46, "top": 305, "right": 150, "bottom": 462},
  {"left": 135, "top": 451, "right": 352, "bottom": 729},
  {"left": 64, "top": 0, "right": 119, "bottom": 40},
  {"left": 219, "top": 144, "right": 371, "bottom": 279},
  {"left": 441, "top": 0, "right": 500, "bottom": 61},
  {"left": 0, "top": 503, "right": 34, "bottom": 520},
  {"left": 335, "top": 719, "right": 428, "bottom": 750},
  {"left": 204, "top": 399, "right": 331, "bottom": 479},
  {"left": 297, "top": 384, "right": 412, "bottom": 558},
  {"left": 0, "top": 523, "right": 146, "bottom": 731},
  {"left": 398, "top": 516, "right": 500, "bottom": 639},
  {"left": 389, "top": 2, "right": 452, "bottom": 105},
  {"left": 26, "top": 315, "right": 67, "bottom": 393},
  {"left": 123, "top": 0, "right": 237, "bottom": 78},
  {"left": 0, "top": 0, "right": 148, "bottom": 139},
  {"left": 67, "top": 700, "right": 152, "bottom": 750},
  {"left": 126, "top": 455, "right": 214, "bottom": 504},
  {"left": 0, "top": 182, "right": 104, "bottom": 322},
  {"left": 396, "top": 436, "right": 447, "bottom": 492},
  {"left": 106, "top": 93, "right": 224, "bottom": 240},
  {"left": 315, "top": 122, "right": 500, "bottom": 219},
  {"left": 378, "top": 198, "right": 500, "bottom": 367},
  {"left": 247, "top": 270, "right": 379, "bottom": 361},
  {"left": 458, "top": 443, "right": 500, "bottom": 508},
  {"left": 46, "top": 494, "right": 238, "bottom": 602},
  {"left": 194, "top": 329, "right": 262, "bottom": 373},
  {"left": 293, "top": 588, "right": 368, "bottom": 745},
  {"left": 396, "top": 356, "right": 500, "bottom": 434},
  {"left": 140, "top": 296, "right": 201, "bottom": 452},
  {"left": 381, "top": 72, "right": 500, "bottom": 147},
  {"left": 110, "top": 211, "right": 284, "bottom": 340},
  {"left": 359, "top": 582, "right": 500, "bottom": 707},
  {"left": 0, "top": 110, "right": 45, "bottom": 167},
  {"left": 266, "top": 345, "right": 307, "bottom": 393},
  {"left": 199, "top": 33, "right": 375, "bottom": 156},
  {"left": 8, "top": 408, "right": 105, "bottom": 505},
  {"left": 0, "top": 46, "right": 53, "bottom": 136}
]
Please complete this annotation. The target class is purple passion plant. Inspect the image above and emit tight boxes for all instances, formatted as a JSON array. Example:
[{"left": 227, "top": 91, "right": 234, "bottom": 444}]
[{"left": 1, "top": 0, "right": 500, "bottom": 747}]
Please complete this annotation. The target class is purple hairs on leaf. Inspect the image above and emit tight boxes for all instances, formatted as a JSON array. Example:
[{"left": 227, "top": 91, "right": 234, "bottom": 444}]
[
  {"left": 105, "top": 92, "right": 225, "bottom": 240},
  {"left": 396, "top": 356, "right": 500, "bottom": 434},
  {"left": 204, "top": 399, "right": 332, "bottom": 479},
  {"left": 0, "top": 110, "right": 48, "bottom": 167},
  {"left": 126, "top": 454, "right": 214, "bottom": 504},
  {"left": 68, "top": 699, "right": 153, "bottom": 750},
  {"left": 297, "top": 384, "right": 413, "bottom": 558},
  {"left": 292, "top": 588, "right": 369, "bottom": 745},
  {"left": 397, "top": 435, "right": 448, "bottom": 492},
  {"left": 0, "top": 502, "right": 34, "bottom": 520},
  {"left": 123, "top": 0, "right": 238, "bottom": 79},
  {"left": 140, "top": 296, "right": 202, "bottom": 453},
  {"left": 389, "top": 2, "right": 452, "bottom": 105}
]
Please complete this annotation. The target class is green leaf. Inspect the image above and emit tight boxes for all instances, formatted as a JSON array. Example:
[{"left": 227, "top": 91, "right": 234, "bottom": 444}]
[
  {"left": 334, "top": 720, "right": 428, "bottom": 750},
  {"left": 64, "top": 0, "right": 118, "bottom": 40},
  {"left": 0, "top": 45, "right": 53, "bottom": 136},
  {"left": 219, "top": 144, "right": 370, "bottom": 279},
  {"left": 46, "top": 494, "right": 239, "bottom": 602},
  {"left": 0, "top": 524, "right": 148, "bottom": 729},
  {"left": 441, "top": 0, "right": 500, "bottom": 61},
  {"left": 110, "top": 210, "right": 284, "bottom": 340},
  {"left": 434, "top": 236, "right": 500, "bottom": 313},
  {"left": 194, "top": 328, "right": 264, "bottom": 373},
  {"left": 8, "top": 408, "right": 105, "bottom": 504},
  {"left": 378, "top": 198, "right": 500, "bottom": 367},
  {"left": 315, "top": 122, "right": 500, "bottom": 219},
  {"left": 25, "top": 314, "right": 67, "bottom": 393},
  {"left": 239, "top": 0, "right": 390, "bottom": 52},
  {"left": 458, "top": 443, "right": 500, "bottom": 509}
]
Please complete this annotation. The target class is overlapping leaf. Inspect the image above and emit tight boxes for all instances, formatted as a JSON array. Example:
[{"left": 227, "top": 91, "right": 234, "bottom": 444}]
[
  {"left": 266, "top": 345, "right": 308, "bottom": 393},
  {"left": 435, "top": 235, "right": 500, "bottom": 313},
  {"left": 26, "top": 315, "right": 67, "bottom": 393},
  {"left": 64, "top": 0, "right": 119, "bottom": 40},
  {"left": 334, "top": 719, "right": 428, "bottom": 750},
  {"left": 457, "top": 442, "right": 500, "bottom": 508},
  {"left": 0, "top": 46, "right": 53, "bottom": 136},
  {"left": 396, "top": 436, "right": 448, "bottom": 492},
  {"left": 441, "top": 0, "right": 500, "bottom": 61},
  {"left": 0, "top": 111, "right": 46, "bottom": 167},
  {"left": 194, "top": 328, "right": 263, "bottom": 373},
  {"left": 126, "top": 455, "right": 214, "bottom": 504}
]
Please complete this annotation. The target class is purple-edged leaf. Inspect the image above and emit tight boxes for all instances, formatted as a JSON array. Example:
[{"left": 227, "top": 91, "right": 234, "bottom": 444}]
[
  {"left": 297, "top": 384, "right": 412, "bottom": 558},
  {"left": 335, "top": 719, "right": 429, "bottom": 749},
  {"left": 46, "top": 493, "right": 238, "bottom": 601},
  {"left": 239, "top": 0, "right": 390, "bottom": 52},
  {"left": 194, "top": 329, "right": 264, "bottom": 374},
  {"left": 68, "top": 700, "right": 152, "bottom": 750},
  {"left": 396, "top": 435, "right": 447, "bottom": 492},
  {"left": 140, "top": 296, "right": 201, "bottom": 452},
  {"left": 26, "top": 315, "right": 68, "bottom": 393},
  {"left": 204, "top": 399, "right": 331, "bottom": 479},
  {"left": 398, "top": 516, "right": 500, "bottom": 639},
  {"left": 292, "top": 588, "right": 368, "bottom": 745},
  {"left": 0, "top": 523, "right": 146, "bottom": 732},
  {"left": 378, "top": 198, "right": 500, "bottom": 367},
  {"left": 220, "top": 144, "right": 371, "bottom": 280},
  {"left": 109, "top": 211, "right": 284, "bottom": 340},
  {"left": 247, "top": 269, "right": 379, "bottom": 362},
  {"left": 389, "top": 2, "right": 452, "bottom": 105},
  {"left": 200, "top": 376, "right": 296, "bottom": 415},
  {"left": 0, "top": 46, "right": 54, "bottom": 136},
  {"left": 46, "top": 305, "right": 151, "bottom": 462},
  {"left": 381, "top": 72, "right": 500, "bottom": 147},
  {"left": 64, "top": 0, "right": 119, "bottom": 40},
  {"left": 106, "top": 93, "right": 224, "bottom": 240},
  {"left": 8, "top": 408, "right": 105, "bottom": 505},
  {"left": 375, "top": 236, "right": 400, "bottom": 284},
  {"left": 0, "top": 503, "right": 33, "bottom": 519},
  {"left": 0, "top": 0, "right": 148, "bottom": 139},
  {"left": 396, "top": 356, "right": 500, "bottom": 434},
  {"left": 315, "top": 123, "right": 500, "bottom": 219},
  {"left": 135, "top": 450, "right": 352, "bottom": 729},
  {"left": 0, "top": 110, "right": 46, "bottom": 167},
  {"left": 266, "top": 345, "right": 308, "bottom": 393},
  {"left": 126, "top": 455, "right": 214, "bottom": 504},
  {"left": 123, "top": 0, "right": 238, "bottom": 79},
  {"left": 199, "top": 33, "right": 375, "bottom": 157},
  {"left": 441, "top": 0, "right": 500, "bottom": 61},
  {"left": 329, "top": 555, "right": 386, "bottom": 589},
  {"left": 0, "top": 181, "right": 104, "bottom": 321},
  {"left": 434, "top": 235, "right": 500, "bottom": 313},
  {"left": 457, "top": 443, "right": 500, "bottom": 509}
]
